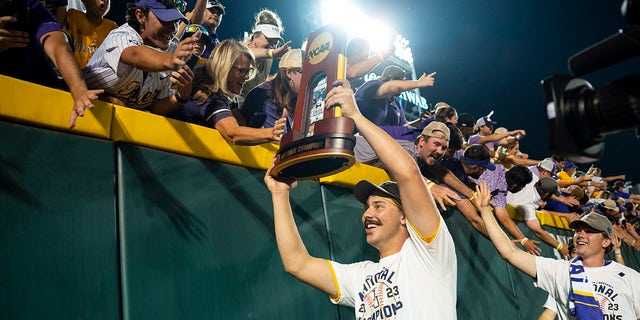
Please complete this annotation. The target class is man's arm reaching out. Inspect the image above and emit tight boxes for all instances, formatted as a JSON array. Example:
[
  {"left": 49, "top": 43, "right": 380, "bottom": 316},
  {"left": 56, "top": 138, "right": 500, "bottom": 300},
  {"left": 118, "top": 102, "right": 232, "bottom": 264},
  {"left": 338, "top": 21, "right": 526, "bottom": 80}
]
[{"left": 476, "top": 182, "right": 537, "bottom": 278}]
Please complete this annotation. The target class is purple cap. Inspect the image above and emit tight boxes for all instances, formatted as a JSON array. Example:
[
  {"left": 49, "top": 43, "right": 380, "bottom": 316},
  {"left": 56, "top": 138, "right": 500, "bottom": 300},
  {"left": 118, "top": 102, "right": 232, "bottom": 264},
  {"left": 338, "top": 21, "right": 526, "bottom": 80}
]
[
  {"left": 563, "top": 160, "right": 578, "bottom": 170},
  {"left": 134, "top": 0, "right": 188, "bottom": 23},
  {"left": 463, "top": 157, "right": 496, "bottom": 171},
  {"left": 476, "top": 116, "right": 497, "bottom": 128}
]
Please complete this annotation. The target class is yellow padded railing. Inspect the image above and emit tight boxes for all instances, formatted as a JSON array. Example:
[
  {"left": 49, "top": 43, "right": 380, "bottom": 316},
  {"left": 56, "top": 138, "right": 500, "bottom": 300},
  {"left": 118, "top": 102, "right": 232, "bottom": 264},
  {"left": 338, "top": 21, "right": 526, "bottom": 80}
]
[
  {"left": 0, "top": 75, "right": 570, "bottom": 230},
  {"left": 0, "top": 75, "right": 390, "bottom": 183}
]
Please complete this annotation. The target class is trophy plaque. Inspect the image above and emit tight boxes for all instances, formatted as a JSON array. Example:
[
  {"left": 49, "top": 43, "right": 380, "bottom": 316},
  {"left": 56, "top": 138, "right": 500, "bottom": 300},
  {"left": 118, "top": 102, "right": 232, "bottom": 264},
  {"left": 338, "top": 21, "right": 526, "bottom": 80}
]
[{"left": 271, "top": 25, "right": 356, "bottom": 180}]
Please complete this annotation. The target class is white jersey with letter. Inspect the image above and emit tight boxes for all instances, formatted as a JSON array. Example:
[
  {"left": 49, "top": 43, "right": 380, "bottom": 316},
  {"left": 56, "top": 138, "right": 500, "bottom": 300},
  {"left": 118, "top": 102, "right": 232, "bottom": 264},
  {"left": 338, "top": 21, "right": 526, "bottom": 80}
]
[
  {"left": 329, "top": 216, "right": 457, "bottom": 319},
  {"left": 83, "top": 24, "right": 175, "bottom": 110}
]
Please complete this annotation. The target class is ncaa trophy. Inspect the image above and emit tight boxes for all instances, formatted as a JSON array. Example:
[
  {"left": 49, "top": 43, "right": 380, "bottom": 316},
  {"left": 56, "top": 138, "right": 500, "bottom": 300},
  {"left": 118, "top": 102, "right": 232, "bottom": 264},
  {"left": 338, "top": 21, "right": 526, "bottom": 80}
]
[{"left": 271, "top": 25, "right": 356, "bottom": 180}]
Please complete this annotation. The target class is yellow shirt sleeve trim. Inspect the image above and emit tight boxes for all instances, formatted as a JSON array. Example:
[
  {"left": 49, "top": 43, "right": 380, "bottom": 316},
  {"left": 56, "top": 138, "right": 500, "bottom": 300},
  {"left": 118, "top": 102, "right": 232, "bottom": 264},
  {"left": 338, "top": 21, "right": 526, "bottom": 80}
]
[
  {"left": 408, "top": 218, "right": 440, "bottom": 244},
  {"left": 327, "top": 260, "right": 341, "bottom": 302}
]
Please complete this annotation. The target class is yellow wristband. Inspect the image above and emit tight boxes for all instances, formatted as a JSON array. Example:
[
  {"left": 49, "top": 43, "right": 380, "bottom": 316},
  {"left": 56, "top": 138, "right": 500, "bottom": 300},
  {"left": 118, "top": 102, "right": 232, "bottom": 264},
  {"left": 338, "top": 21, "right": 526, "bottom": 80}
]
[
  {"left": 556, "top": 243, "right": 564, "bottom": 250},
  {"left": 268, "top": 49, "right": 274, "bottom": 58},
  {"left": 520, "top": 238, "right": 528, "bottom": 246},
  {"left": 427, "top": 181, "right": 435, "bottom": 189}
]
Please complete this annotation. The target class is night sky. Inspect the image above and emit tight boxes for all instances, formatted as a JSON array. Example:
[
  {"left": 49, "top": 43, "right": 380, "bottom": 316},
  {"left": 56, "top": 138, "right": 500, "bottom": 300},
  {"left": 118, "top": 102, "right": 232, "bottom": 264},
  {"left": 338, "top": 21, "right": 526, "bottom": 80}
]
[{"left": 107, "top": 0, "right": 639, "bottom": 183}]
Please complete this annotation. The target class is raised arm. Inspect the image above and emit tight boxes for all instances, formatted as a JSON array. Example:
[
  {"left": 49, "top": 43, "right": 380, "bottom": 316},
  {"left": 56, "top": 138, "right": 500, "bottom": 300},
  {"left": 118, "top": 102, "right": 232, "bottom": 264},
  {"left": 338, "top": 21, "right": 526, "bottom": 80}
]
[
  {"left": 346, "top": 48, "right": 393, "bottom": 80},
  {"left": 476, "top": 129, "right": 525, "bottom": 145},
  {"left": 250, "top": 41, "right": 292, "bottom": 60},
  {"left": 475, "top": 182, "right": 537, "bottom": 277},
  {"left": 264, "top": 164, "right": 337, "bottom": 296},
  {"left": 175, "top": 0, "right": 207, "bottom": 38},
  {"left": 325, "top": 81, "right": 440, "bottom": 236},
  {"left": 187, "top": 0, "right": 207, "bottom": 25},
  {"left": 120, "top": 33, "right": 198, "bottom": 72},
  {"left": 376, "top": 72, "right": 436, "bottom": 98}
]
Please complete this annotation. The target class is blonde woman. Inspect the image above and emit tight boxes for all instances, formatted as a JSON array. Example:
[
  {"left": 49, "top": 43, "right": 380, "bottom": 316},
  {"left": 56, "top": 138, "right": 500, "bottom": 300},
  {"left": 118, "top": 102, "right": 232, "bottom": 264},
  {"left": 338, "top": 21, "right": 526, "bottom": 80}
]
[
  {"left": 238, "top": 9, "right": 291, "bottom": 106},
  {"left": 169, "top": 39, "right": 286, "bottom": 145}
]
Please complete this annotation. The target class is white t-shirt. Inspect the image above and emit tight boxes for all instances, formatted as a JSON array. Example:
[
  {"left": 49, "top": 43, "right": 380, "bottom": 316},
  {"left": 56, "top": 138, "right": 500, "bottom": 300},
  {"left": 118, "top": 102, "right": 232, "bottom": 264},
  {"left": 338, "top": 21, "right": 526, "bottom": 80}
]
[
  {"left": 507, "top": 173, "right": 540, "bottom": 221},
  {"left": 542, "top": 294, "right": 568, "bottom": 320},
  {"left": 329, "top": 216, "right": 457, "bottom": 319},
  {"left": 536, "top": 256, "right": 640, "bottom": 320},
  {"left": 83, "top": 24, "right": 176, "bottom": 110}
]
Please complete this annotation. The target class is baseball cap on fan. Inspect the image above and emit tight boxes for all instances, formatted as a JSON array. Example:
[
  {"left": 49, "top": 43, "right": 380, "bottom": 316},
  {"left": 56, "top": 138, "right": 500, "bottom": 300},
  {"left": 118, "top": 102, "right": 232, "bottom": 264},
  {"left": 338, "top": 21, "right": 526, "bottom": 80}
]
[
  {"left": 253, "top": 24, "right": 283, "bottom": 42},
  {"left": 537, "top": 158, "right": 555, "bottom": 172},
  {"left": 421, "top": 121, "right": 450, "bottom": 141},
  {"left": 476, "top": 116, "right": 497, "bottom": 127},
  {"left": 206, "top": 0, "right": 225, "bottom": 14},
  {"left": 457, "top": 113, "right": 475, "bottom": 128},
  {"left": 133, "top": 0, "right": 188, "bottom": 23},
  {"left": 569, "top": 212, "right": 613, "bottom": 238},
  {"left": 279, "top": 49, "right": 304, "bottom": 69}
]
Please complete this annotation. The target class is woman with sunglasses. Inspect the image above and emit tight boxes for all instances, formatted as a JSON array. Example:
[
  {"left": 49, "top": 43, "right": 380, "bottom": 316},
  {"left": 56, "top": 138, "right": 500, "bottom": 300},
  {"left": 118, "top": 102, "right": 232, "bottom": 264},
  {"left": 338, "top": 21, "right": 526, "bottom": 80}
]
[{"left": 168, "top": 39, "right": 286, "bottom": 146}]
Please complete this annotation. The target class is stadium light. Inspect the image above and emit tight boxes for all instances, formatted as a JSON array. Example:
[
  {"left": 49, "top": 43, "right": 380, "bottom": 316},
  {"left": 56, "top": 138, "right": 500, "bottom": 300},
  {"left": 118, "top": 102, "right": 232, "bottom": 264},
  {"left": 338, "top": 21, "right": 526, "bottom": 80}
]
[{"left": 319, "top": 0, "right": 413, "bottom": 64}]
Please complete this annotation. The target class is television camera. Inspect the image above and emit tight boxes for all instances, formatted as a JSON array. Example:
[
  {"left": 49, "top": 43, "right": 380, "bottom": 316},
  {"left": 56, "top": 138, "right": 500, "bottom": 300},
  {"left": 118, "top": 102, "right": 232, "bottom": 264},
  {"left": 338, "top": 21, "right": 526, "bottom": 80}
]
[{"left": 542, "top": 0, "right": 640, "bottom": 163}]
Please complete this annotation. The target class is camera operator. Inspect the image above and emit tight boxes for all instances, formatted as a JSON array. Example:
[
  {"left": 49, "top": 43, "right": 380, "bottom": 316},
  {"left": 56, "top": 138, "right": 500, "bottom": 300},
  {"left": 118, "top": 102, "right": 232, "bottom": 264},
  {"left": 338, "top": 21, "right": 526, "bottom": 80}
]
[{"left": 0, "top": 0, "right": 103, "bottom": 129}]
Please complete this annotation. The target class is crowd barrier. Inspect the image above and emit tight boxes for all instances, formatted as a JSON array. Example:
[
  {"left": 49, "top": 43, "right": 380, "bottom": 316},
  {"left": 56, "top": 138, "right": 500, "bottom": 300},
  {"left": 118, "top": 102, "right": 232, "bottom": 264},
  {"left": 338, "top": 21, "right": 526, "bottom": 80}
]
[{"left": 1, "top": 75, "right": 638, "bottom": 319}]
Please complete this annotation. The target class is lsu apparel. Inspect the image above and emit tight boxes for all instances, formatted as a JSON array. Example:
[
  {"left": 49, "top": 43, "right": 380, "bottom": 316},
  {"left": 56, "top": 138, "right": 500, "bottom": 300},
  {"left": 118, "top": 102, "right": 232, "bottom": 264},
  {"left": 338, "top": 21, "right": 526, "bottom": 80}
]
[
  {"left": 536, "top": 256, "right": 640, "bottom": 320},
  {"left": 63, "top": 9, "right": 117, "bottom": 68},
  {"left": 329, "top": 216, "right": 457, "bottom": 319},
  {"left": 83, "top": 24, "right": 176, "bottom": 110}
]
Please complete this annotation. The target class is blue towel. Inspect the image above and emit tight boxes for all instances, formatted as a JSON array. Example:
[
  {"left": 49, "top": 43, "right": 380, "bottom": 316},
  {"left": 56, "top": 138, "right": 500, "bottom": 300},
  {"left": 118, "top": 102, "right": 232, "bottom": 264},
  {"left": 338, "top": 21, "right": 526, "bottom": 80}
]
[{"left": 568, "top": 257, "right": 604, "bottom": 319}]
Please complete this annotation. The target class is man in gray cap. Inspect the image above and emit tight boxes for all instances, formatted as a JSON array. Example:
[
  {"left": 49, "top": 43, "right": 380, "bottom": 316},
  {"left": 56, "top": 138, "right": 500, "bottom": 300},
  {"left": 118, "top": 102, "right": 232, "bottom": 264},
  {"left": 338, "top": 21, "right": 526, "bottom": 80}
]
[
  {"left": 476, "top": 180, "right": 640, "bottom": 320},
  {"left": 265, "top": 81, "right": 457, "bottom": 318}
]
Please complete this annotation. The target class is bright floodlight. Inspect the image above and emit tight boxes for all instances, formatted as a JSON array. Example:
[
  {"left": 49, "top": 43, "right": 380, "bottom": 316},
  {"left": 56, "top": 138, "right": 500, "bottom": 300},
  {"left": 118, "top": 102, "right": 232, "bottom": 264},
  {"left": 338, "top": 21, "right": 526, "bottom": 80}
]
[{"left": 319, "top": 0, "right": 412, "bottom": 64}]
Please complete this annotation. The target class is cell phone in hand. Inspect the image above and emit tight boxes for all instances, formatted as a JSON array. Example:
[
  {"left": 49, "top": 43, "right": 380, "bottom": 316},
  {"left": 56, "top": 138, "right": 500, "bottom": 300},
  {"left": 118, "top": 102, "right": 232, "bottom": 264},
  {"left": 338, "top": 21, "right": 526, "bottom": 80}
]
[
  {"left": 186, "top": 55, "right": 199, "bottom": 70},
  {"left": 1, "top": 0, "right": 29, "bottom": 31}
]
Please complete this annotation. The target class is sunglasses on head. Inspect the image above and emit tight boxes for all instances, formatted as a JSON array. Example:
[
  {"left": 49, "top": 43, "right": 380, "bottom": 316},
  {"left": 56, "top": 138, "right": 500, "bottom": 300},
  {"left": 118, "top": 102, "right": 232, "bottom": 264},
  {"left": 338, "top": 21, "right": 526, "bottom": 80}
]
[{"left": 158, "top": 0, "right": 187, "bottom": 13}]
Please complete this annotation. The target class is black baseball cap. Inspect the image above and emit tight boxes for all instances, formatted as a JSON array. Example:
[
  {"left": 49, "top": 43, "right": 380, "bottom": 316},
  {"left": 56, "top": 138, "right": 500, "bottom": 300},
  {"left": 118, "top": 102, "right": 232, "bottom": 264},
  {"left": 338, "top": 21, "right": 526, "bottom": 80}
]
[
  {"left": 457, "top": 113, "right": 475, "bottom": 128},
  {"left": 353, "top": 180, "right": 400, "bottom": 204}
]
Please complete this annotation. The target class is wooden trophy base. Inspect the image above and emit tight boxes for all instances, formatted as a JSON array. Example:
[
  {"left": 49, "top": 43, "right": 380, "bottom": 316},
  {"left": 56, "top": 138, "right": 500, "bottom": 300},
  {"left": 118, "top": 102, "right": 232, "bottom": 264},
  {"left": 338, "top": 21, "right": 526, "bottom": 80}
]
[{"left": 272, "top": 117, "right": 355, "bottom": 180}]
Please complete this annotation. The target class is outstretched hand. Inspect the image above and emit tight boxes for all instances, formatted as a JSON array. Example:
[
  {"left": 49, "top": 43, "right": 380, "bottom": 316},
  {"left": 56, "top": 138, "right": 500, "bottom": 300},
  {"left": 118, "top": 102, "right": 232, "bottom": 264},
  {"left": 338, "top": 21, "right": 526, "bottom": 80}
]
[
  {"left": 522, "top": 239, "right": 542, "bottom": 256},
  {"left": 0, "top": 16, "right": 29, "bottom": 52},
  {"left": 272, "top": 41, "right": 292, "bottom": 59},
  {"left": 416, "top": 72, "right": 436, "bottom": 88},
  {"left": 69, "top": 88, "right": 104, "bottom": 128},
  {"left": 271, "top": 109, "right": 288, "bottom": 141},
  {"left": 429, "top": 183, "right": 461, "bottom": 211},
  {"left": 264, "top": 158, "right": 297, "bottom": 194},
  {"left": 171, "top": 29, "right": 201, "bottom": 70},
  {"left": 473, "top": 182, "right": 492, "bottom": 209}
]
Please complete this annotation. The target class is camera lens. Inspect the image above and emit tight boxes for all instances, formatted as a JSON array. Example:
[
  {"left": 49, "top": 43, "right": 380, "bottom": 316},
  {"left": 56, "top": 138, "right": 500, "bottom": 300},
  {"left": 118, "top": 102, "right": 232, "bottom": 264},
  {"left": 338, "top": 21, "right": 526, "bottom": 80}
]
[
  {"left": 543, "top": 74, "right": 640, "bottom": 162},
  {"left": 565, "top": 74, "right": 640, "bottom": 142}
]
